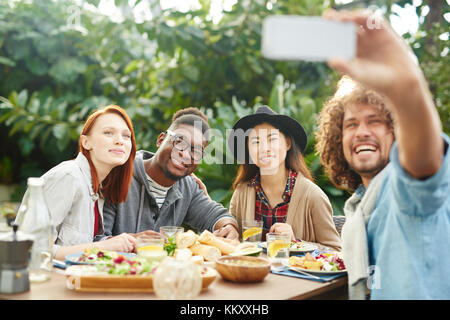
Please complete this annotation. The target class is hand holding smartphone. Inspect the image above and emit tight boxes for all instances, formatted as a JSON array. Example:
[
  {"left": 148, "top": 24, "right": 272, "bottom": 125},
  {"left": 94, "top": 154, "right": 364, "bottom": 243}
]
[{"left": 261, "top": 15, "right": 356, "bottom": 61}]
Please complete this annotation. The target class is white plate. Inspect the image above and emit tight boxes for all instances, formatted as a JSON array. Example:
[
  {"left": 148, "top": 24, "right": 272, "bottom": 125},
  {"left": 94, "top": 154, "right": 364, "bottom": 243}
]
[
  {"left": 289, "top": 243, "right": 318, "bottom": 253},
  {"left": 282, "top": 260, "right": 347, "bottom": 275},
  {"left": 259, "top": 242, "right": 318, "bottom": 254}
]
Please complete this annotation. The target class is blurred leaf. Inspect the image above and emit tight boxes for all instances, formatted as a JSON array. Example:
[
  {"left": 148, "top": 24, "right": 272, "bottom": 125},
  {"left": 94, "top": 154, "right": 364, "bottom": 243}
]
[
  {"left": 18, "top": 137, "right": 34, "bottom": 156},
  {"left": 48, "top": 57, "right": 87, "bottom": 84},
  {"left": 209, "top": 188, "right": 231, "bottom": 203},
  {"left": 0, "top": 56, "right": 16, "bottom": 67},
  {"left": 269, "top": 74, "right": 284, "bottom": 112},
  {"left": 52, "top": 123, "right": 67, "bottom": 140},
  {"left": 25, "top": 57, "right": 48, "bottom": 75}
]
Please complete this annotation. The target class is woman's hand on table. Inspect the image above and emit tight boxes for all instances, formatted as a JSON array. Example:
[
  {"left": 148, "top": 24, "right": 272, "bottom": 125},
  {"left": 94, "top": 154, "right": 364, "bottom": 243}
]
[
  {"left": 98, "top": 233, "right": 136, "bottom": 253},
  {"left": 269, "top": 223, "right": 295, "bottom": 241},
  {"left": 130, "top": 230, "right": 162, "bottom": 238}
]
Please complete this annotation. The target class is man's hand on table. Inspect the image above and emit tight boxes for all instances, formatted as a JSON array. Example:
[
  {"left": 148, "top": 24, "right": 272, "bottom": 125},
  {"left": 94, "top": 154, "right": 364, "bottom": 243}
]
[{"left": 213, "top": 221, "right": 240, "bottom": 241}]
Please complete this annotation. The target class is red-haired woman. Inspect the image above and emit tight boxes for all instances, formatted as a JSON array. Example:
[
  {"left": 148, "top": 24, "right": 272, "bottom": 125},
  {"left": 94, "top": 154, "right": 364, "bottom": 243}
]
[{"left": 20, "top": 105, "right": 137, "bottom": 260}]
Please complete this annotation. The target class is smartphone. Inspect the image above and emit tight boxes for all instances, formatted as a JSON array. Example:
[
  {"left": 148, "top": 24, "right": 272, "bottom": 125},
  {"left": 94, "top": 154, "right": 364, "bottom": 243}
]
[{"left": 261, "top": 15, "right": 356, "bottom": 61}]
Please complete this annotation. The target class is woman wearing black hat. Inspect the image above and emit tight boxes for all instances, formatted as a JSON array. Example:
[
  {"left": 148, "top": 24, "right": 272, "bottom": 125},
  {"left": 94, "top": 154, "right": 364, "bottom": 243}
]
[{"left": 228, "top": 105, "right": 341, "bottom": 251}]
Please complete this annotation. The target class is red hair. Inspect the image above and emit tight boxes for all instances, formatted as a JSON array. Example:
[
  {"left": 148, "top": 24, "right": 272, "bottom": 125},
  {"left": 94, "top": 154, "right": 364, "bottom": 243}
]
[{"left": 78, "top": 105, "right": 136, "bottom": 203}]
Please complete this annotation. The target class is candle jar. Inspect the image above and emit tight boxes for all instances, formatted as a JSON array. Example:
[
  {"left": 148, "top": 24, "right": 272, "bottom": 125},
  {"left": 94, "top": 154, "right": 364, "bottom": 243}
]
[{"left": 153, "top": 257, "right": 202, "bottom": 300}]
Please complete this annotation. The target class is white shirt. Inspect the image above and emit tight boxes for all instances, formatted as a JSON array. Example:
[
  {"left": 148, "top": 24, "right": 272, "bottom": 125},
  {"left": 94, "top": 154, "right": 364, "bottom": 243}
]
[{"left": 19, "top": 153, "right": 103, "bottom": 256}]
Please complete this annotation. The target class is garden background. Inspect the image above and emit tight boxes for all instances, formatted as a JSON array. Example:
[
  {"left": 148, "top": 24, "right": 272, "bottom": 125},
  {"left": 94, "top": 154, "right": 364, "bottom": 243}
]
[{"left": 0, "top": 0, "right": 448, "bottom": 215}]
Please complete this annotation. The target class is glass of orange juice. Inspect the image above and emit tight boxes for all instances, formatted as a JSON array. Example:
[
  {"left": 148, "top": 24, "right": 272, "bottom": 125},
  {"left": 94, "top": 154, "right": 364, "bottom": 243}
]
[
  {"left": 136, "top": 234, "right": 167, "bottom": 262},
  {"left": 266, "top": 233, "right": 290, "bottom": 267}
]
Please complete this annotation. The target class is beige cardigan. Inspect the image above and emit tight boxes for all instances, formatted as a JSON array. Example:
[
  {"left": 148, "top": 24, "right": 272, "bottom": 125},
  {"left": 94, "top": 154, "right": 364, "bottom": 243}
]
[{"left": 229, "top": 175, "right": 342, "bottom": 251}]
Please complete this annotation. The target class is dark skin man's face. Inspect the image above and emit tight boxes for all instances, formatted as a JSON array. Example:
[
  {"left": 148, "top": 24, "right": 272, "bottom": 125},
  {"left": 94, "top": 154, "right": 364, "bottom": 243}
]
[{"left": 154, "top": 124, "right": 207, "bottom": 182}]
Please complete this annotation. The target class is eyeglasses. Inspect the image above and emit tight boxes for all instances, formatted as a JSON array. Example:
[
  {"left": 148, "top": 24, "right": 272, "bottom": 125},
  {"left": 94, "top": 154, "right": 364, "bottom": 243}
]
[{"left": 165, "top": 130, "right": 205, "bottom": 161}]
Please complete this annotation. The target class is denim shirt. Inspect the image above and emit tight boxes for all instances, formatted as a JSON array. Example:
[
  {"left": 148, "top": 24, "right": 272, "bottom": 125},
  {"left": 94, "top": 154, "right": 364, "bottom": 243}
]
[
  {"left": 367, "top": 134, "right": 450, "bottom": 299},
  {"left": 27, "top": 153, "right": 103, "bottom": 256}
]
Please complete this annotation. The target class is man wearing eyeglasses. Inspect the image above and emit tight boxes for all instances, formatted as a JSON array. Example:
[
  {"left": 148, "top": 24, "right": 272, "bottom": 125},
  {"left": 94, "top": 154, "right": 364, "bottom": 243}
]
[{"left": 101, "top": 107, "right": 239, "bottom": 245}]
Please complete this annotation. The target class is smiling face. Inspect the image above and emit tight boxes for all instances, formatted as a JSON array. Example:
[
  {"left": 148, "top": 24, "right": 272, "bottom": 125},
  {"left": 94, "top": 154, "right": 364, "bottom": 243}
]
[
  {"left": 155, "top": 124, "right": 206, "bottom": 181},
  {"left": 248, "top": 122, "right": 291, "bottom": 176},
  {"left": 81, "top": 112, "right": 133, "bottom": 174},
  {"left": 342, "top": 103, "right": 395, "bottom": 186}
]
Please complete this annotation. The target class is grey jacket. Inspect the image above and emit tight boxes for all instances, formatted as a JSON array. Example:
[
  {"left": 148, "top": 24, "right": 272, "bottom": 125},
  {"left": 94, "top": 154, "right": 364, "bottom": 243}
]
[{"left": 102, "top": 150, "right": 236, "bottom": 236}]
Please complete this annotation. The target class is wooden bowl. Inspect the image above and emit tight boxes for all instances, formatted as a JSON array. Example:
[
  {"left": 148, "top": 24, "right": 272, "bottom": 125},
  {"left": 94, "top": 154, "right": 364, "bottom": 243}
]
[{"left": 215, "top": 256, "right": 270, "bottom": 283}]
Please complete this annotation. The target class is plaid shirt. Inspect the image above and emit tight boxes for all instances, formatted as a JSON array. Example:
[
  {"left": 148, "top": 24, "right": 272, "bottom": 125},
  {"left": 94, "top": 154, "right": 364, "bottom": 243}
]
[{"left": 249, "top": 169, "right": 298, "bottom": 240}]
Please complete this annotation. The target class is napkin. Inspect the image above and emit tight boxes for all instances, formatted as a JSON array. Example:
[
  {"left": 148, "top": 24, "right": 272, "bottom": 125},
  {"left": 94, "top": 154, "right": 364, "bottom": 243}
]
[{"left": 271, "top": 268, "right": 346, "bottom": 282}]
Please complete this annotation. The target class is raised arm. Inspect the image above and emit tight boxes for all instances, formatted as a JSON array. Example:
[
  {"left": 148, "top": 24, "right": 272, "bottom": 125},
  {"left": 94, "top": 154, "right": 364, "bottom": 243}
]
[{"left": 324, "top": 9, "right": 443, "bottom": 179}]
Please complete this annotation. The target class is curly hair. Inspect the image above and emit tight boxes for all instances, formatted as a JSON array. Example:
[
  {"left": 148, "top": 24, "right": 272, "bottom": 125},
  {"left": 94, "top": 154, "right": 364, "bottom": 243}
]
[
  {"left": 315, "top": 76, "right": 395, "bottom": 192},
  {"left": 172, "top": 107, "right": 208, "bottom": 123},
  {"left": 170, "top": 107, "right": 210, "bottom": 141}
]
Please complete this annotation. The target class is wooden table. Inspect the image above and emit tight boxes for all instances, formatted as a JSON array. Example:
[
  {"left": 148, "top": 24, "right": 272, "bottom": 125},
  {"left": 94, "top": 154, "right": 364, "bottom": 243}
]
[{"left": 0, "top": 269, "right": 348, "bottom": 300}]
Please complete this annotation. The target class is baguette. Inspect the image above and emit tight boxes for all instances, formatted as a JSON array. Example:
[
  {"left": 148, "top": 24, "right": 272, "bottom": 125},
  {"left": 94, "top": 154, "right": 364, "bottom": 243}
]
[
  {"left": 221, "top": 237, "right": 240, "bottom": 246},
  {"left": 198, "top": 230, "right": 236, "bottom": 255},
  {"left": 174, "top": 248, "right": 193, "bottom": 261},
  {"left": 176, "top": 230, "right": 199, "bottom": 249},
  {"left": 190, "top": 255, "right": 204, "bottom": 265},
  {"left": 189, "top": 243, "right": 221, "bottom": 262}
]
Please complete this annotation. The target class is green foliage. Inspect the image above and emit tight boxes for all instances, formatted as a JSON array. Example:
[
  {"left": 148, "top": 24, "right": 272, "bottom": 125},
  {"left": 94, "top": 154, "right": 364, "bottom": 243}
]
[
  {"left": 410, "top": 23, "right": 449, "bottom": 135},
  {"left": 397, "top": 0, "right": 450, "bottom": 134},
  {"left": 0, "top": 0, "right": 447, "bottom": 215}
]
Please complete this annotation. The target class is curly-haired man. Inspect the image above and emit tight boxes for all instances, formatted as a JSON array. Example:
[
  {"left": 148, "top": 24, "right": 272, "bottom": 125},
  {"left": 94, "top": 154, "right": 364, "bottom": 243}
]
[{"left": 316, "top": 10, "right": 449, "bottom": 299}]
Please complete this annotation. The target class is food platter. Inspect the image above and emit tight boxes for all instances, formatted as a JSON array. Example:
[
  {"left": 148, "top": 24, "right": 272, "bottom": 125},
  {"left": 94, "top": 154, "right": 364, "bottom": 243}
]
[
  {"left": 282, "top": 260, "right": 347, "bottom": 275},
  {"left": 283, "top": 252, "right": 347, "bottom": 275},
  {"left": 65, "top": 251, "right": 136, "bottom": 266},
  {"left": 65, "top": 265, "right": 155, "bottom": 292},
  {"left": 65, "top": 265, "right": 217, "bottom": 293}
]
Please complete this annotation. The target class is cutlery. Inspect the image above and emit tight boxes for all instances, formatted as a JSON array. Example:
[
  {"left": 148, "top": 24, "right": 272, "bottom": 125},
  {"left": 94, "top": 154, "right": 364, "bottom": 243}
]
[{"left": 53, "top": 259, "right": 67, "bottom": 269}]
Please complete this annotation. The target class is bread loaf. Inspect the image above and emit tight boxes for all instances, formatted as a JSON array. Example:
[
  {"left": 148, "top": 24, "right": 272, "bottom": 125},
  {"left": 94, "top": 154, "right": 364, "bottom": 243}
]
[
  {"left": 176, "top": 230, "right": 199, "bottom": 249},
  {"left": 189, "top": 243, "right": 221, "bottom": 261},
  {"left": 198, "top": 230, "right": 236, "bottom": 255},
  {"left": 190, "top": 255, "right": 204, "bottom": 265},
  {"left": 174, "top": 248, "right": 193, "bottom": 261}
]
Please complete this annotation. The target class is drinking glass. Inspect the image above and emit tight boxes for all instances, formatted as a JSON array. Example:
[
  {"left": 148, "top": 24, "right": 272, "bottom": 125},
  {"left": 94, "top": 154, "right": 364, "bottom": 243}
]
[
  {"left": 136, "top": 234, "right": 167, "bottom": 263},
  {"left": 266, "top": 233, "right": 291, "bottom": 267},
  {"left": 153, "top": 257, "right": 202, "bottom": 300},
  {"left": 242, "top": 220, "right": 263, "bottom": 242},
  {"left": 160, "top": 226, "right": 184, "bottom": 242}
]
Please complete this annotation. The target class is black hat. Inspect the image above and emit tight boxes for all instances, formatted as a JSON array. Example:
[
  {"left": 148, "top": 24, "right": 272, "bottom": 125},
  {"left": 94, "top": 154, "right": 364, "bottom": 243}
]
[{"left": 228, "top": 105, "right": 307, "bottom": 162}]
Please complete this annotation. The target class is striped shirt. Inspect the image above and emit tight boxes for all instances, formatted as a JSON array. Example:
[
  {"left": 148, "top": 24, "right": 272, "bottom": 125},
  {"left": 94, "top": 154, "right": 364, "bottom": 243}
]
[{"left": 146, "top": 174, "right": 171, "bottom": 209}]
